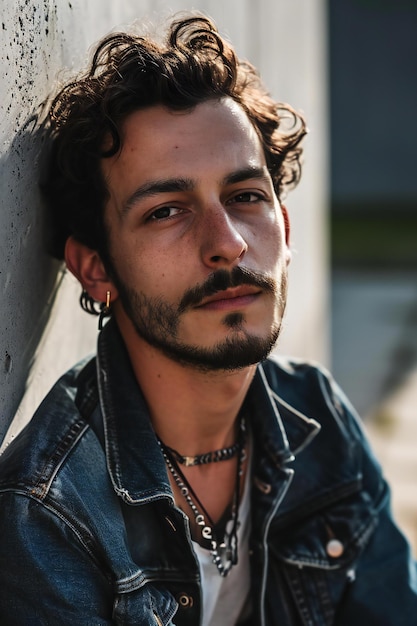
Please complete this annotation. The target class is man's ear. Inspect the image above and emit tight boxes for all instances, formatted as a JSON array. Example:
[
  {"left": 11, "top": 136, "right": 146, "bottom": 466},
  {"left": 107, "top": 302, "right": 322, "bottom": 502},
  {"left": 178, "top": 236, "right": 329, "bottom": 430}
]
[
  {"left": 281, "top": 204, "right": 292, "bottom": 265},
  {"left": 64, "top": 236, "right": 119, "bottom": 303}
]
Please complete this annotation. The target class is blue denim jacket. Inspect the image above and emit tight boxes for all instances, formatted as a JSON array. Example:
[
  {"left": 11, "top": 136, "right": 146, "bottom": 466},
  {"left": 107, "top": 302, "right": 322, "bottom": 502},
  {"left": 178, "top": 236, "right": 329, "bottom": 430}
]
[{"left": 0, "top": 319, "right": 416, "bottom": 625}]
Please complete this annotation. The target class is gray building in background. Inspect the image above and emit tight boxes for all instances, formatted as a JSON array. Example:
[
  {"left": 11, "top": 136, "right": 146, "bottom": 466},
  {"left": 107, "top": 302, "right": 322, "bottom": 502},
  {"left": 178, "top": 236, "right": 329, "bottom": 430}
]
[
  {"left": 330, "top": 0, "right": 417, "bottom": 416},
  {"left": 331, "top": 0, "right": 417, "bottom": 210}
]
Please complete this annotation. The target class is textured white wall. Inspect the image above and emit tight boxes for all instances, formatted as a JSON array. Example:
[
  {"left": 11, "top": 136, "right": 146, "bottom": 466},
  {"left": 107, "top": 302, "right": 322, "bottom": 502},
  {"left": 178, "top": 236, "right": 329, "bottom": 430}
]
[{"left": 0, "top": 0, "right": 328, "bottom": 447}]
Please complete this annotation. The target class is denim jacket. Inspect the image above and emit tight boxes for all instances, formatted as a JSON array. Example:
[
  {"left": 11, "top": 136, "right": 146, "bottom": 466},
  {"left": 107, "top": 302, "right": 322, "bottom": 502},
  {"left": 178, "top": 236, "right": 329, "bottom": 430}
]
[{"left": 0, "top": 319, "right": 416, "bottom": 625}]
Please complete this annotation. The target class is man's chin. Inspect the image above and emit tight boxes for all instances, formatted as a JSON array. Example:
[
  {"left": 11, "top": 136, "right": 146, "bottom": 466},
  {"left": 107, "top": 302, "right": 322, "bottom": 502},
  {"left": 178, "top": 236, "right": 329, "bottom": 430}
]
[{"left": 150, "top": 328, "right": 281, "bottom": 373}]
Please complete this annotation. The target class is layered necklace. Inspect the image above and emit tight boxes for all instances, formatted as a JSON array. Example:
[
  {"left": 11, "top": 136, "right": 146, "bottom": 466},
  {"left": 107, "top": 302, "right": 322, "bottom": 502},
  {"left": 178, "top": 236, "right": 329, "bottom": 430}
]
[{"left": 157, "top": 417, "right": 247, "bottom": 578}]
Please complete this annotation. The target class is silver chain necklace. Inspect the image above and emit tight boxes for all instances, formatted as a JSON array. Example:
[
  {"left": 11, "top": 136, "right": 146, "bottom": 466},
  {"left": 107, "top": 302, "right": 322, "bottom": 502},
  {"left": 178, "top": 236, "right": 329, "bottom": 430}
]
[{"left": 157, "top": 419, "right": 246, "bottom": 578}]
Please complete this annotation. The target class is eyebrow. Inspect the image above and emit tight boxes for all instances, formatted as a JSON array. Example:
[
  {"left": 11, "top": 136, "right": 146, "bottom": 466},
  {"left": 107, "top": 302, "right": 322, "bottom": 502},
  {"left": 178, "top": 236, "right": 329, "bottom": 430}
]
[
  {"left": 121, "top": 166, "right": 271, "bottom": 216},
  {"left": 122, "top": 178, "right": 194, "bottom": 215},
  {"left": 223, "top": 166, "right": 271, "bottom": 186}
]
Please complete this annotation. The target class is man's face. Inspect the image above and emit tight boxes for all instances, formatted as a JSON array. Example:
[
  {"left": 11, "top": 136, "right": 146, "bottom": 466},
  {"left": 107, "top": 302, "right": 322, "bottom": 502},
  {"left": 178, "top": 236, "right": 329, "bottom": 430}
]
[{"left": 101, "top": 98, "right": 291, "bottom": 371}]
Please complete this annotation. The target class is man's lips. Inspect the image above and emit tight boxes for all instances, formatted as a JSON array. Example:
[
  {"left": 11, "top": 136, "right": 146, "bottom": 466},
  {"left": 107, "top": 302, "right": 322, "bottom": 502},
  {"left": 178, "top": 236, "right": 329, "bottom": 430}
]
[
  {"left": 196, "top": 286, "right": 262, "bottom": 310},
  {"left": 178, "top": 267, "right": 277, "bottom": 312}
]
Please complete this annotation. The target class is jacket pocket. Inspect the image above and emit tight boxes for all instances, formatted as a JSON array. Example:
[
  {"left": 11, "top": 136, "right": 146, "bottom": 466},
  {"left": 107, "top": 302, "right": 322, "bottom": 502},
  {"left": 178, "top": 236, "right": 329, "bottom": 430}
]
[
  {"left": 268, "top": 489, "right": 379, "bottom": 626},
  {"left": 272, "top": 488, "right": 378, "bottom": 570}
]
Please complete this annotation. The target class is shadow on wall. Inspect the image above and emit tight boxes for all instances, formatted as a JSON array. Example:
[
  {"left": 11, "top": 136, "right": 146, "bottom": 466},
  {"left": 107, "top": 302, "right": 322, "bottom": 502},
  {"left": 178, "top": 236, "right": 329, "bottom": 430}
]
[{"left": 0, "top": 114, "right": 60, "bottom": 443}]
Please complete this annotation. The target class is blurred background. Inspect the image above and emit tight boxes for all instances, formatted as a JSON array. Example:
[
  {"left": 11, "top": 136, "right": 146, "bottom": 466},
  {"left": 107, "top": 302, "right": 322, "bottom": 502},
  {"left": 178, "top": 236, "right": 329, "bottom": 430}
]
[
  {"left": 330, "top": 0, "right": 417, "bottom": 415},
  {"left": 330, "top": 0, "right": 417, "bottom": 552},
  {"left": 0, "top": 0, "right": 415, "bottom": 550}
]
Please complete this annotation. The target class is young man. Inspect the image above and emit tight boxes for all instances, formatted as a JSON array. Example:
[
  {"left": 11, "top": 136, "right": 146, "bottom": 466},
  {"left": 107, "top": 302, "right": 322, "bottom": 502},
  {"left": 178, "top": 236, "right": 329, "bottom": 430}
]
[{"left": 0, "top": 14, "right": 416, "bottom": 626}]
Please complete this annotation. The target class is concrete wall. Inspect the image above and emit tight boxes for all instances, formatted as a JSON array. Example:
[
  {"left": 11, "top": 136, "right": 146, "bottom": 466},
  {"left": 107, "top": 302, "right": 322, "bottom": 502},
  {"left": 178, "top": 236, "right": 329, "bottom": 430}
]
[{"left": 0, "top": 0, "right": 328, "bottom": 446}]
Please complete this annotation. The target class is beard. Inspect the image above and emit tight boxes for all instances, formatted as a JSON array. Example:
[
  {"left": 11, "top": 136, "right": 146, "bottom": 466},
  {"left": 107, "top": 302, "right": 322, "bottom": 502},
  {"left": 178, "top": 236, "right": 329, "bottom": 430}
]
[{"left": 110, "top": 265, "right": 287, "bottom": 372}]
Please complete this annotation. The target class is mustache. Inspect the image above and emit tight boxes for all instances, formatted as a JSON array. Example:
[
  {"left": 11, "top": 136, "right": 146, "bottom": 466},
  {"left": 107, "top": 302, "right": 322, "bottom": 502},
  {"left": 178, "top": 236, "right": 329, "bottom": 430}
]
[{"left": 178, "top": 267, "right": 277, "bottom": 312}]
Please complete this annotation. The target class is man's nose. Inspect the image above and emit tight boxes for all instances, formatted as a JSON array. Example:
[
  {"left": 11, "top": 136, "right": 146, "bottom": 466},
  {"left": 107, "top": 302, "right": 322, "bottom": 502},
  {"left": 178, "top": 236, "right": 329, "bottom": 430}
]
[{"left": 199, "top": 205, "right": 248, "bottom": 269}]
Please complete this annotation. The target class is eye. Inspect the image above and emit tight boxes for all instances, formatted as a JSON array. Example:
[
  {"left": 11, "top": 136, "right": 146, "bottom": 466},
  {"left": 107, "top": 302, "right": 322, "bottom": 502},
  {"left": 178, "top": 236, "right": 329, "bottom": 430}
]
[
  {"left": 230, "top": 191, "right": 264, "bottom": 204},
  {"left": 147, "top": 206, "right": 183, "bottom": 221}
]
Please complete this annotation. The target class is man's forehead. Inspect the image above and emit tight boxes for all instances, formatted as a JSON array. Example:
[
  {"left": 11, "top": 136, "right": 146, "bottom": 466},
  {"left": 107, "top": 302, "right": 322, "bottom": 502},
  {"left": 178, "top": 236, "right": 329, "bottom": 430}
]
[
  {"left": 101, "top": 98, "right": 267, "bottom": 182},
  {"left": 115, "top": 98, "right": 260, "bottom": 151}
]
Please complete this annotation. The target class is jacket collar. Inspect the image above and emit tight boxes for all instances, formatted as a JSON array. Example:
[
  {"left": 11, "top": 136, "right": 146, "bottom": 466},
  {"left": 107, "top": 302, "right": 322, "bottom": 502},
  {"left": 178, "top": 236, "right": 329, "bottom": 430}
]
[
  {"left": 96, "top": 319, "right": 320, "bottom": 504},
  {"left": 249, "top": 364, "right": 320, "bottom": 467},
  {"left": 96, "top": 319, "right": 172, "bottom": 504}
]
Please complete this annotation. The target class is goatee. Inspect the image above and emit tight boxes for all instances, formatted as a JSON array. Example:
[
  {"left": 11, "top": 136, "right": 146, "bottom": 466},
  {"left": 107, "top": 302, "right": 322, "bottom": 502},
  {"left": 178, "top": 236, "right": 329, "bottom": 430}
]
[{"left": 110, "top": 265, "right": 287, "bottom": 372}]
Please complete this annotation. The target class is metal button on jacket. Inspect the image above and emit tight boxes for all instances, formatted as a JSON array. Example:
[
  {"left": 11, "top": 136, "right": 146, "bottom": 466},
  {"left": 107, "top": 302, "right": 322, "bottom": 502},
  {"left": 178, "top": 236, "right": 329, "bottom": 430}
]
[
  {"left": 326, "top": 539, "right": 344, "bottom": 558},
  {"left": 177, "top": 593, "right": 194, "bottom": 609}
]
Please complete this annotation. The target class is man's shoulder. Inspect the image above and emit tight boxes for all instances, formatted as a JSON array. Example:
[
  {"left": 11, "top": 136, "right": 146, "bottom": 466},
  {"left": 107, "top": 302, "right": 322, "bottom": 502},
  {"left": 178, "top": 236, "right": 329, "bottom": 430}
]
[{"left": 0, "top": 356, "right": 100, "bottom": 492}]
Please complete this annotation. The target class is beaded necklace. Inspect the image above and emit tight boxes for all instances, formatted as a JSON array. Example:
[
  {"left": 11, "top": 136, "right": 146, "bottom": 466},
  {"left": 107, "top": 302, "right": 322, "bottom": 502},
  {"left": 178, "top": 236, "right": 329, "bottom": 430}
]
[
  {"left": 163, "top": 420, "right": 245, "bottom": 466},
  {"left": 157, "top": 418, "right": 246, "bottom": 577}
]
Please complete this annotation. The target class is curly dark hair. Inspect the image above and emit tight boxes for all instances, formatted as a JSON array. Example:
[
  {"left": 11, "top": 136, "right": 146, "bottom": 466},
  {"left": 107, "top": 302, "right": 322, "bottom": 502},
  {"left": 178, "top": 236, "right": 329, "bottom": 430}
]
[{"left": 42, "top": 14, "right": 307, "bottom": 270}]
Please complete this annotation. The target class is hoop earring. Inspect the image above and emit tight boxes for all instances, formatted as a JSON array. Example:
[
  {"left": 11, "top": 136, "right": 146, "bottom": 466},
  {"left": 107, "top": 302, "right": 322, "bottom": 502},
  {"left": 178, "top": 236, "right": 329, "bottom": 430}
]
[
  {"left": 79, "top": 290, "right": 101, "bottom": 315},
  {"left": 98, "top": 290, "right": 111, "bottom": 331}
]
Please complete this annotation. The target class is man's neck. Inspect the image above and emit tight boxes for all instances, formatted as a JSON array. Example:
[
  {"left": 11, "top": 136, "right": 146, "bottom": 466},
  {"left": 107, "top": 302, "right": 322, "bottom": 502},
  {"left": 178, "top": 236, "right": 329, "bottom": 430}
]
[{"left": 116, "top": 314, "right": 256, "bottom": 455}]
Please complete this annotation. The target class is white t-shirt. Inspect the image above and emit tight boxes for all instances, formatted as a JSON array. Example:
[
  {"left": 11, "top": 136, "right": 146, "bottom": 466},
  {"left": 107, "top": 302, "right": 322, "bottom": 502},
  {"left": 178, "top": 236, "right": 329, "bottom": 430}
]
[{"left": 192, "top": 461, "right": 252, "bottom": 626}]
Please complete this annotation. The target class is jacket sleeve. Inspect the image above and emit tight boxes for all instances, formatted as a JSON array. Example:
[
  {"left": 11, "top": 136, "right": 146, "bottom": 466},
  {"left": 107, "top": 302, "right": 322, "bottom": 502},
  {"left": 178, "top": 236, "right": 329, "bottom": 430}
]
[
  {"left": 337, "top": 491, "right": 417, "bottom": 625},
  {"left": 0, "top": 490, "right": 115, "bottom": 625},
  {"left": 324, "top": 371, "right": 417, "bottom": 624}
]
